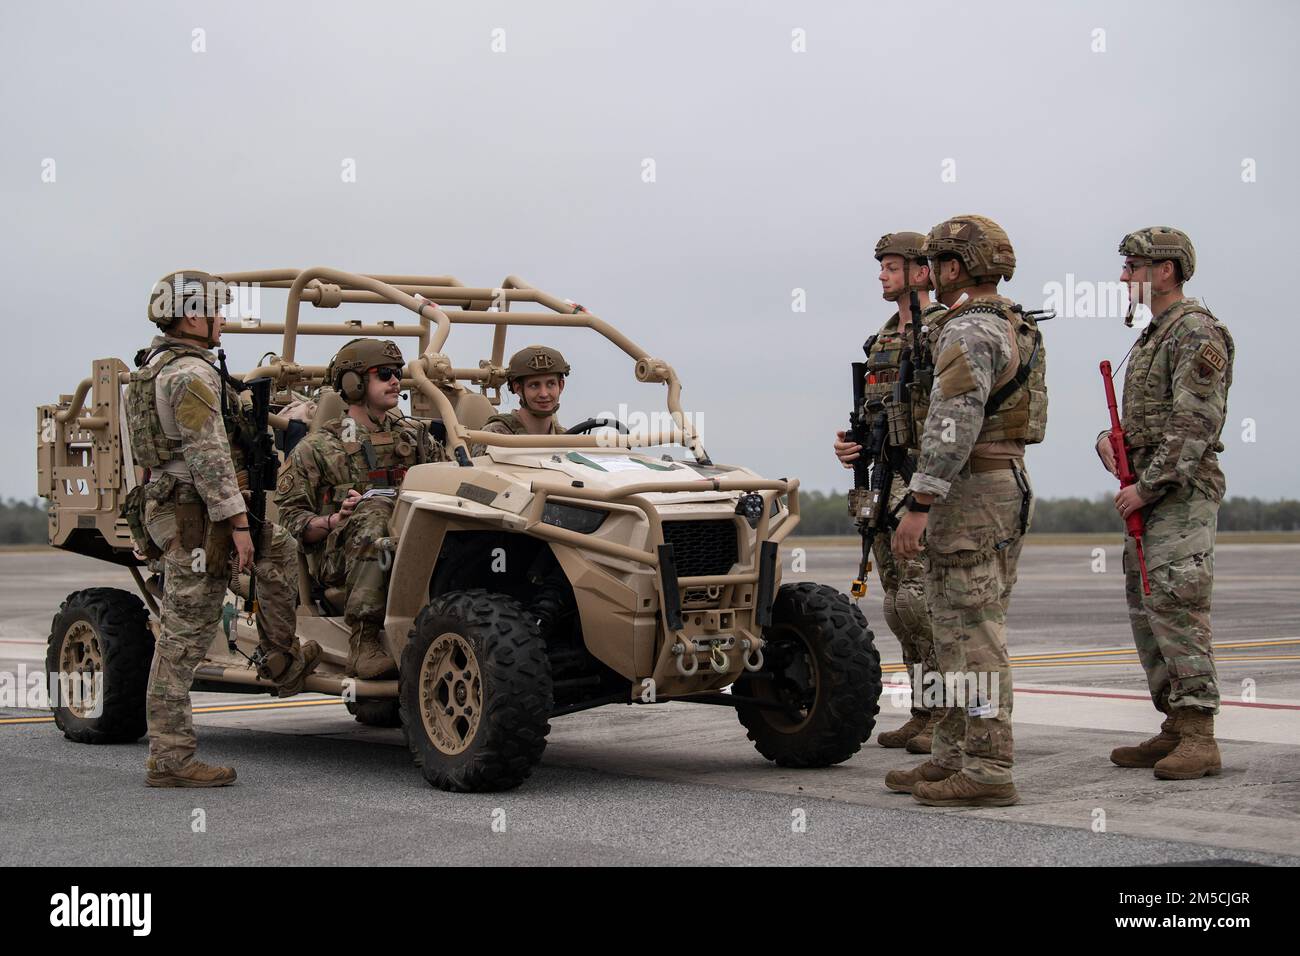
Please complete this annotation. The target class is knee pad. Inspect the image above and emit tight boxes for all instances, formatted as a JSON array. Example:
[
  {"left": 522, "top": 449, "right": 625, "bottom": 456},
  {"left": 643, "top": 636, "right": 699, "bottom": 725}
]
[
  {"left": 881, "top": 590, "right": 904, "bottom": 638},
  {"left": 893, "top": 586, "right": 931, "bottom": 640}
]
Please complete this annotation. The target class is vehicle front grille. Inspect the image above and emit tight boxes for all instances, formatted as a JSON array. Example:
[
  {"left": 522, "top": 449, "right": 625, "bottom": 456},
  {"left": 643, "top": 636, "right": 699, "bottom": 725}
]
[{"left": 662, "top": 520, "right": 739, "bottom": 578}]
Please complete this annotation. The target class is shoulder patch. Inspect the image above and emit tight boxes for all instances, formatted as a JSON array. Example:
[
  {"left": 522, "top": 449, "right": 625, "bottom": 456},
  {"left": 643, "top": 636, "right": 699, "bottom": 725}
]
[
  {"left": 1198, "top": 341, "right": 1227, "bottom": 373},
  {"left": 276, "top": 470, "right": 295, "bottom": 496},
  {"left": 936, "top": 340, "right": 978, "bottom": 398},
  {"left": 176, "top": 378, "right": 219, "bottom": 431}
]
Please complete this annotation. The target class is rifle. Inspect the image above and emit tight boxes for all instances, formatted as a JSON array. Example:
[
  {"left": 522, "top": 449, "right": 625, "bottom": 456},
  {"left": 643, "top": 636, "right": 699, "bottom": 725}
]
[
  {"left": 849, "top": 289, "right": 922, "bottom": 598},
  {"left": 1100, "top": 360, "right": 1151, "bottom": 595},
  {"left": 218, "top": 351, "right": 276, "bottom": 615}
]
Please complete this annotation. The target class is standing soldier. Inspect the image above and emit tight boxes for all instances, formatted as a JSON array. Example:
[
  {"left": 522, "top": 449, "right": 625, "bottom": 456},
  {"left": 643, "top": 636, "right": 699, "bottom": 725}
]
[
  {"left": 469, "top": 346, "right": 569, "bottom": 455},
  {"left": 890, "top": 215, "right": 1047, "bottom": 807},
  {"left": 128, "top": 271, "right": 320, "bottom": 788},
  {"left": 276, "top": 339, "right": 446, "bottom": 679},
  {"left": 833, "top": 232, "right": 946, "bottom": 753},
  {"left": 1098, "top": 227, "right": 1233, "bottom": 780}
]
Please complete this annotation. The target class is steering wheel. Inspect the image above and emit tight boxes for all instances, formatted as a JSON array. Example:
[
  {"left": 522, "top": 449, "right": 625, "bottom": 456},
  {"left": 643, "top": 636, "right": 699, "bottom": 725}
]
[{"left": 566, "top": 417, "right": 630, "bottom": 435}]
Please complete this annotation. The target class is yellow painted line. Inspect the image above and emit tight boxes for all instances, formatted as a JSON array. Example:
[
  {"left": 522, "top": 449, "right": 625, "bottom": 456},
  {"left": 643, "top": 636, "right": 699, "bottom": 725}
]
[
  {"left": 1009, "top": 656, "right": 1300, "bottom": 669},
  {"left": 882, "top": 639, "right": 1300, "bottom": 672},
  {"left": 1, "top": 696, "right": 350, "bottom": 725},
  {"left": 883, "top": 654, "right": 1300, "bottom": 674},
  {"left": 194, "top": 698, "right": 348, "bottom": 714},
  {"left": 1005, "top": 639, "right": 1300, "bottom": 663}
]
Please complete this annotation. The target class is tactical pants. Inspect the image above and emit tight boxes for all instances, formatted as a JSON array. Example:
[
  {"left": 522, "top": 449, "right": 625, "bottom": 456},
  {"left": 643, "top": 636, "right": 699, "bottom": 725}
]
[
  {"left": 320, "top": 496, "right": 394, "bottom": 635},
  {"left": 925, "top": 466, "right": 1031, "bottom": 786},
  {"left": 1125, "top": 483, "right": 1220, "bottom": 714},
  {"left": 871, "top": 481, "right": 937, "bottom": 720},
  {"left": 145, "top": 489, "right": 299, "bottom": 771}
]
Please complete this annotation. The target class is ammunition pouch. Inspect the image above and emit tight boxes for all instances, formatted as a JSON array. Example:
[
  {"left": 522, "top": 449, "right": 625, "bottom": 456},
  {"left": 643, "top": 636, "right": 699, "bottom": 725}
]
[
  {"left": 172, "top": 499, "right": 232, "bottom": 578},
  {"left": 120, "top": 485, "right": 162, "bottom": 561},
  {"left": 885, "top": 395, "right": 914, "bottom": 448},
  {"left": 847, "top": 487, "right": 871, "bottom": 521},
  {"left": 175, "top": 500, "right": 207, "bottom": 551},
  {"left": 206, "top": 519, "right": 234, "bottom": 580}
]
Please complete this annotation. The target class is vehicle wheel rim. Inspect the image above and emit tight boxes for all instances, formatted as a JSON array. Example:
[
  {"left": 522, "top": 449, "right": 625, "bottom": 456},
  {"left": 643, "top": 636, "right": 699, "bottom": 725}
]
[
  {"left": 418, "top": 632, "right": 483, "bottom": 756},
  {"left": 746, "top": 625, "right": 819, "bottom": 733},
  {"left": 59, "top": 620, "right": 103, "bottom": 719}
]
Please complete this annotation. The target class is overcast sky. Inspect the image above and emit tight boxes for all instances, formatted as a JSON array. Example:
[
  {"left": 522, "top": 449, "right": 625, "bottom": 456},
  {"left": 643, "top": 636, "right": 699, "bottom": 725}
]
[{"left": 3, "top": 0, "right": 1296, "bottom": 502}]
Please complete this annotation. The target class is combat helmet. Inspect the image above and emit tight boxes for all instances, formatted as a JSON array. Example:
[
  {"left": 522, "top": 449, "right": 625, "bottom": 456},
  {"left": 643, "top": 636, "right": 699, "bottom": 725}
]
[
  {"left": 329, "top": 338, "right": 405, "bottom": 402},
  {"left": 873, "top": 231, "right": 931, "bottom": 301},
  {"left": 506, "top": 345, "right": 570, "bottom": 384},
  {"left": 147, "top": 270, "right": 232, "bottom": 346},
  {"left": 1118, "top": 226, "right": 1195, "bottom": 283},
  {"left": 922, "top": 215, "right": 1016, "bottom": 295}
]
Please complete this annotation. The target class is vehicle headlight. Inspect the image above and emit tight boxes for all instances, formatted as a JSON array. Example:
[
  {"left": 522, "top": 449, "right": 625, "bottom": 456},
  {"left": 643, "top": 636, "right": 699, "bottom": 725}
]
[
  {"left": 542, "top": 502, "right": 607, "bottom": 534},
  {"left": 735, "top": 492, "right": 764, "bottom": 528}
]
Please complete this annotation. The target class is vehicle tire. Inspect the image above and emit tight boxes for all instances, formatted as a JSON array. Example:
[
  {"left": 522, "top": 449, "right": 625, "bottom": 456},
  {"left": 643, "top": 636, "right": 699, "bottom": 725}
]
[
  {"left": 46, "top": 588, "right": 153, "bottom": 745},
  {"left": 346, "top": 698, "right": 403, "bottom": 728},
  {"left": 733, "top": 583, "right": 881, "bottom": 767},
  {"left": 400, "top": 589, "right": 553, "bottom": 792}
]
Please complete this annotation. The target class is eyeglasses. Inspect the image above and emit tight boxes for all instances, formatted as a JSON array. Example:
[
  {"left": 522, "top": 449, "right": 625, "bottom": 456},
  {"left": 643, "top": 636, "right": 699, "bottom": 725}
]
[
  {"left": 1121, "top": 260, "right": 1151, "bottom": 275},
  {"left": 369, "top": 367, "right": 403, "bottom": 382}
]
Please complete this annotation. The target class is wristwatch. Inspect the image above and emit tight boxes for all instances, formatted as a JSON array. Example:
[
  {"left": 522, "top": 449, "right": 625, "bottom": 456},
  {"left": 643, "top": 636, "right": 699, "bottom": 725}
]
[{"left": 905, "top": 494, "right": 931, "bottom": 514}]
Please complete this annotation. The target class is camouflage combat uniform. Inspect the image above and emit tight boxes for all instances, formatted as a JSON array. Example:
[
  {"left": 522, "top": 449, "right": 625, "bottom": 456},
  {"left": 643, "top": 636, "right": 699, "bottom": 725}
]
[
  {"left": 469, "top": 410, "right": 565, "bottom": 456},
  {"left": 131, "top": 336, "right": 306, "bottom": 774},
  {"left": 1116, "top": 298, "right": 1233, "bottom": 714},
  {"left": 276, "top": 412, "right": 445, "bottom": 672},
  {"left": 908, "top": 293, "right": 1043, "bottom": 788},
  {"left": 862, "top": 306, "right": 946, "bottom": 728}
]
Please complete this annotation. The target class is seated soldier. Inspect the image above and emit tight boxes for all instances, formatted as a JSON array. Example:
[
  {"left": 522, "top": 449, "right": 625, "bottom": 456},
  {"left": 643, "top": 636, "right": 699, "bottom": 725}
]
[
  {"left": 275, "top": 339, "right": 446, "bottom": 678},
  {"left": 470, "top": 345, "right": 569, "bottom": 455}
]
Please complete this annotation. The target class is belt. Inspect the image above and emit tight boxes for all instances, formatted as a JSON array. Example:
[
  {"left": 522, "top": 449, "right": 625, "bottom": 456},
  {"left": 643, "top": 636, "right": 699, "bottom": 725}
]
[
  {"left": 970, "top": 457, "right": 1023, "bottom": 474},
  {"left": 367, "top": 466, "right": 408, "bottom": 488}
]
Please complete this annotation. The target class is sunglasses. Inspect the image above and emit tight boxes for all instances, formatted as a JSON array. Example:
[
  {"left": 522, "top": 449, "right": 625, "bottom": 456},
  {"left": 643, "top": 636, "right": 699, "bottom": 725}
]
[{"left": 369, "top": 366, "right": 403, "bottom": 382}]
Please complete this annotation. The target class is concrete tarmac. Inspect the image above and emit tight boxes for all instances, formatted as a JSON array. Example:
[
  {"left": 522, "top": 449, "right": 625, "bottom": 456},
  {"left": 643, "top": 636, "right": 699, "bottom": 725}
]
[{"left": 2, "top": 544, "right": 1297, "bottom": 866}]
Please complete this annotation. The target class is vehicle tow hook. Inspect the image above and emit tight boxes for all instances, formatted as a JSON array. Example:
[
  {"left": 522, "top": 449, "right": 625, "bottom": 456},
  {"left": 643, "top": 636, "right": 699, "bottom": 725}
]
[
  {"left": 741, "top": 639, "right": 765, "bottom": 673},
  {"left": 709, "top": 642, "right": 729, "bottom": 674}
]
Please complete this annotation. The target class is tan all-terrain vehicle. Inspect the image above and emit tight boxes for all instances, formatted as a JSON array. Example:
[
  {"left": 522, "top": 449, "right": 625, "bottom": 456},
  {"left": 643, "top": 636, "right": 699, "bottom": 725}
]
[{"left": 37, "top": 269, "right": 881, "bottom": 791}]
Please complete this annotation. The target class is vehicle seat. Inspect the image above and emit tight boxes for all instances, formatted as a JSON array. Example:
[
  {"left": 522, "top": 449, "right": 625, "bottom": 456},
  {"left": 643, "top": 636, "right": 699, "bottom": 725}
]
[
  {"left": 452, "top": 390, "right": 496, "bottom": 430},
  {"left": 311, "top": 388, "right": 347, "bottom": 432}
]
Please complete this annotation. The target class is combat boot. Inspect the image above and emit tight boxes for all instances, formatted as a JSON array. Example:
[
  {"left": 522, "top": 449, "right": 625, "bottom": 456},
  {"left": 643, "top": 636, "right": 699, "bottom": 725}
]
[
  {"left": 1153, "top": 710, "right": 1222, "bottom": 780},
  {"left": 348, "top": 625, "right": 398, "bottom": 679},
  {"left": 256, "top": 640, "right": 323, "bottom": 698},
  {"left": 1110, "top": 714, "right": 1179, "bottom": 768},
  {"left": 878, "top": 712, "right": 929, "bottom": 749},
  {"left": 912, "top": 771, "right": 1020, "bottom": 807},
  {"left": 905, "top": 710, "right": 942, "bottom": 754},
  {"left": 145, "top": 757, "right": 237, "bottom": 788},
  {"left": 885, "top": 760, "right": 958, "bottom": 794}
]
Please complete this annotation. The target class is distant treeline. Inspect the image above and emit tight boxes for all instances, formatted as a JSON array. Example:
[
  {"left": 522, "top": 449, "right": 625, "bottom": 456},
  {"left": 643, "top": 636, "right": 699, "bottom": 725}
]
[
  {"left": 2, "top": 494, "right": 1298, "bottom": 546},
  {"left": 791, "top": 490, "right": 1300, "bottom": 536},
  {"left": 0, "top": 498, "right": 50, "bottom": 544}
]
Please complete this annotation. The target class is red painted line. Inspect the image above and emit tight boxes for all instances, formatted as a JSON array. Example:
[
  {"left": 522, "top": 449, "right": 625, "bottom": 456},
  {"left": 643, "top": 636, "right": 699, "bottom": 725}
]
[{"left": 1017, "top": 686, "right": 1300, "bottom": 712}]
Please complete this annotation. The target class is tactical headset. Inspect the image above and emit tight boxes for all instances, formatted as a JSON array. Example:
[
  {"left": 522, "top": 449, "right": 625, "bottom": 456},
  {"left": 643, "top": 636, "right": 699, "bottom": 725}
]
[{"left": 337, "top": 368, "right": 369, "bottom": 403}]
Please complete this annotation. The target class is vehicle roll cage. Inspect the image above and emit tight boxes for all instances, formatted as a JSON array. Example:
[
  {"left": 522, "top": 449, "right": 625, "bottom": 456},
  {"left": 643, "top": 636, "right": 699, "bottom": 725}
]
[{"left": 213, "top": 268, "right": 711, "bottom": 466}]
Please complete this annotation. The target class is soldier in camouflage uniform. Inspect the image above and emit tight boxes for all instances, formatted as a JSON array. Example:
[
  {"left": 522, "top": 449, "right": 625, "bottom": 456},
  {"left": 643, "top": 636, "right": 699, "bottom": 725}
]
[
  {"left": 276, "top": 339, "right": 446, "bottom": 678},
  {"left": 1097, "top": 227, "right": 1233, "bottom": 780},
  {"left": 834, "top": 232, "right": 946, "bottom": 752},
  {"left": 888, "top": 216, "right": 1048, "bottom": 807},
  {"left": 128, "top": 271, "right": 320, "bottom": 788},
  {"left": 469, "top": 346, "right": 569, "bottom": 456}
]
